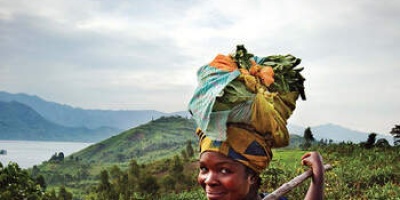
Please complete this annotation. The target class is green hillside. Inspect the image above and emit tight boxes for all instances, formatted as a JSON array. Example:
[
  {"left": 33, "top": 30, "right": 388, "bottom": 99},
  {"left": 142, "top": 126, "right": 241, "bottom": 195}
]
[
  {"left": 71, "top": 116, "right": 197, "bottom": 163},
  {"left": 32, "top": 116, "right": 198, "bottom": 199}
]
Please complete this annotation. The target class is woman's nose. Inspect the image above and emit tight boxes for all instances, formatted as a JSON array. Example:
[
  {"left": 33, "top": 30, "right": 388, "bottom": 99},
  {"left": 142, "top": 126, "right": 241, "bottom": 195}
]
[{"left": 204, "top": 171, "right": 219, "bottom": 185}]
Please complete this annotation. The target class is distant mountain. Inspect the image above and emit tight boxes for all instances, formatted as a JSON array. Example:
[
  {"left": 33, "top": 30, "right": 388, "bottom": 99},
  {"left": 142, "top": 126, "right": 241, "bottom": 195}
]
[
  {"left": 313, "top": 123, "right": 393, "bottom": 144},
  {"left": 0, "top": 91, "right": 189, "bottom": 130},
  {"left": 287, "top": 124, "right": 306, "bottom": 135},
  {"left": 0, "top": 101, "right": 119, "bottom": 142},
  {"left": 288, "top": 123, "right": 394, "bottom": 145}
]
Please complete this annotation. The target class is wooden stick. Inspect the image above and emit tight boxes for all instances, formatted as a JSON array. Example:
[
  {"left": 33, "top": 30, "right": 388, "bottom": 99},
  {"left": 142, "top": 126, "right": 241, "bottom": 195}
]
[{"left": 262, "top": 164, "right": 333, "bottom": 200}]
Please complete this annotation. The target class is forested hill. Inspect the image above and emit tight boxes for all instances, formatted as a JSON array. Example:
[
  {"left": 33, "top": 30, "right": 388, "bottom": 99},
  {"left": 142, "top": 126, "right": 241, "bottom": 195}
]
[
  {"left": 0, "top": 101, "right": 118, "bottom": 142},
  {"left": 71, "top": 116, "right": 198, "bottom": 163}
]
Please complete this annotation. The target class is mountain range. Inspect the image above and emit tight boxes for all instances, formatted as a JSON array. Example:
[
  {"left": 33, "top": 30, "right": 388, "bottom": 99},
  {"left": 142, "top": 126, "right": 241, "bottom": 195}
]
[
  {"left": 0, "top": 101, "right": 118, "bottom": 142},
  {"left": 288, "top": 123, "right": 393, "bottom": 145},
  {"left": 0, "top": 91, "right": 394, "bottom": 144},
  {"left": 0, "top": 91, "right": 188, "bottom": 130}
]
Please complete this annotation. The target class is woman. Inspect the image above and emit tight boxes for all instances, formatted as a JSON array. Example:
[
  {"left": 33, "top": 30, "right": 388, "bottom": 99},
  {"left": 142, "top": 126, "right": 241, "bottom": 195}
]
[
  {"left": 188, "top": 46, "right": 324, "bottom": 200},
  {"left": 198, "top": 151, "right": 324, "bottom": 200}
]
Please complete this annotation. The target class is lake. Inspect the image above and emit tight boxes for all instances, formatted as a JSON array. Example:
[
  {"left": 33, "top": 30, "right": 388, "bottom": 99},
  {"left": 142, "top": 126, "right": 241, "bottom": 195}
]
[{"left": 0, "top": 140, "right": 92, "bottom": 169}]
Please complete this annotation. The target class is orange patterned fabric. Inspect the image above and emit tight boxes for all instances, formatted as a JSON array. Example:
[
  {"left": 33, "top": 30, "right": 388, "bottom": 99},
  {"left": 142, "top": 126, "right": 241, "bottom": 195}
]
[{"left": 209, "top": 54, "right": 238, "bottom": 72}]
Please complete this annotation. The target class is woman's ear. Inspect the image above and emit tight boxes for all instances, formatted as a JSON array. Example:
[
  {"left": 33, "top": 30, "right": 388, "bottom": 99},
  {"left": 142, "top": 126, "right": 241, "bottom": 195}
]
[{"left": 249, "top": 175, "right": 257, "bottom": 185}]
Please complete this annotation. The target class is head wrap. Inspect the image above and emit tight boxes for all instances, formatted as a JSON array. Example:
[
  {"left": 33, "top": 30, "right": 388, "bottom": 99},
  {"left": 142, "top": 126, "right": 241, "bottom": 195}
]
[{"left": 189, "top": 45, "right": 305, "bottom": 174}]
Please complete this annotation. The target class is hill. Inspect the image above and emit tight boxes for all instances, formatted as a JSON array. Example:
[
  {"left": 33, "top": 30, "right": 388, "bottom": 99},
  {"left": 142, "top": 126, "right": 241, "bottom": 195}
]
[
  {"left": 71, "top": 116, "right": 198, "bottom": 163},
  {"left": 0, "top": 91, "right": 189, "bottom": 130},
  {"left": 0, "top": 101, "right": 118, "bottom": 142}
]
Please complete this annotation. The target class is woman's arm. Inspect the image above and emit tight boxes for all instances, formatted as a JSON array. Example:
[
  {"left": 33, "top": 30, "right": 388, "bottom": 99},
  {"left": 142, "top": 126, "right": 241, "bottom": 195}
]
[{"left": 302, "top": 152, "right": 324, "bottom": 200}]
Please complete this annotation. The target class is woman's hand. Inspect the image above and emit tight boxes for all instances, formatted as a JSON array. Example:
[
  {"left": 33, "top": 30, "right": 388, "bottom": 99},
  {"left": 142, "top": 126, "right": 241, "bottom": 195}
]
[
  {"left": 301, "top": 152, "right": 324, "bottom": 173},
  {"left": 302, "top": 152, "right": 324, "bottom": 200}
]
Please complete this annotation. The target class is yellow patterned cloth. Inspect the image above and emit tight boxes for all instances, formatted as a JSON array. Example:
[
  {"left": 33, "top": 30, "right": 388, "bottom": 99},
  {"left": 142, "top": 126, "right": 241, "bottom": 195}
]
[{"left": 189, "top": 52, "right": 302, "bottom": 174}]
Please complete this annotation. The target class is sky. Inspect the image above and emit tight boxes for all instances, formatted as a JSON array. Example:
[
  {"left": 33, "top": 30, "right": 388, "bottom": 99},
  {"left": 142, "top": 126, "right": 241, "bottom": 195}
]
[{"left": 0, "top": 0, "right": 399, "bottom": 134}]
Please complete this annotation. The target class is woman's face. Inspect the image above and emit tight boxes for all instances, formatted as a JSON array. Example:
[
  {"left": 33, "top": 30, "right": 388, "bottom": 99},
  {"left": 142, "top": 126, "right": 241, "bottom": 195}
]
[{"left": 198, "top": 151, "right": 253, "bottom": 200}]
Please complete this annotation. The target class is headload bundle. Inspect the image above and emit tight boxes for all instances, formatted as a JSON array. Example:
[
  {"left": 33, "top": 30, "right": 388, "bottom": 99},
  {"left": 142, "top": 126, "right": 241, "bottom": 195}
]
[{"left": 188, "top": 45, "right": 306, "bottom": 173}]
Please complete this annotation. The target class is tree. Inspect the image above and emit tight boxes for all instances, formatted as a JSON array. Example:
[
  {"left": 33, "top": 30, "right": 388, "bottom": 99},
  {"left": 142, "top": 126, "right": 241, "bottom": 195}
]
[
  {"left": 97, "top": 170, "right": 117, "bottom": 200},
  {"left": 363, "top": 133, "right": 377, "bottom": 149},
  {"left": 31, "top": 165, "right": 40, "bottom": 177},
  {"left": 375, "top": 138, "right": 390, "bottom": 148},
  {"left": 58, "top": 152, "right": 64, "bottom": 161},
  {"left": 118, "top": 173, "right": 129, "bottom": 200},
  {"left": 0, "top": 162, "right": 44, "bottom": 199},
  {"left": 390, "top": 124, "right": 400, "bottom": 146},
  {"left": 160, "top": 175, "right": 176, "bottom": 192},
  {"left": 302, "top": 127, "right": 314, "bottom": 149},
  {"left": 42, "top": 189, "right": 57, "bottom": 200},
  {"left": 138, "top": 174, "right": 159, "bottom": 195},
  {"left": 127, "top": 159, "right": 141, "bottom": 194},
  {"left": 128, "top": 159, "right": 140, "bottom": 177},
  {"left": 49, "top": 152, "right": 65, "bottom": 162},
  {"left": 170, "top": 155, "right": 184, "bottom": 174},
  {"left": 35, "top": 175, "right": 47, "bottom": 190},
  {"left": 181, "top": 149, "right": 188, "bottom": 161},
  {"left": 168, "top": 155, "right": 186, "bottom": 191},
  {"left": 98, "top": 170, "right": 111, "bottom": 191},
  {"left": 58, "top": 185, "right": 73, "bottom": 200},
  {"left": 186, "top": 140, "right": 195, "bottom": 158},
  {"left": 304, "top": 127, "right": 315, "bottom": 142},
  {"left": 109, "top": 165, "right": 122, "bottom": 183}
]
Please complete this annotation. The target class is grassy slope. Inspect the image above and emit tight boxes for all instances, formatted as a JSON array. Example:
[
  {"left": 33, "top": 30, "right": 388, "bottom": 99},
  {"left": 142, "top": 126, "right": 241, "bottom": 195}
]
[{"left": 71, "top": 116, "right": 197, "bottom": 164}]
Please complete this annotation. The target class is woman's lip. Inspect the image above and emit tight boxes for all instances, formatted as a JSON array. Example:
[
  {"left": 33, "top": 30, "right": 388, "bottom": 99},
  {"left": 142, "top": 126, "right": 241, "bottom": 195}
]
[{"left": 206, "top": 191, "right": 226, "bottom": 199}]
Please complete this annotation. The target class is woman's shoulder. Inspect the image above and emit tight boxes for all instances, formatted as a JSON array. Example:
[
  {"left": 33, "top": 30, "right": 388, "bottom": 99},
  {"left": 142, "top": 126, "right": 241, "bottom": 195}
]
[{"left": 259, "top": 192, "right": 288, "bottom": 200}]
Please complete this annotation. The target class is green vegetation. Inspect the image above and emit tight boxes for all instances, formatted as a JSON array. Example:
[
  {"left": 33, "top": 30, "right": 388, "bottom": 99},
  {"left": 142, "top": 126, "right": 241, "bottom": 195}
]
[
  {"left": 268, "top": 144, "right": 399, "bottom": 199},
  {"left": 33, "top": 144, "right": 400, "bottom": 199},
  {"left": 0, "top": 162, "right": 73, "bottom": 200},
  {"left": 71, "top": 116, "right": 197, "bottom": 164},
  {"left": 1, "top": 117, "right": 399, "bottom": 199}
]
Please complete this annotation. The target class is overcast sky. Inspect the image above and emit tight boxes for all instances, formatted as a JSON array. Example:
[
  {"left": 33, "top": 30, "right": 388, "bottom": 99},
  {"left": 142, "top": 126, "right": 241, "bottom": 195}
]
[{"left": 0, "top": 0, "right": 399, "bottom": 134}]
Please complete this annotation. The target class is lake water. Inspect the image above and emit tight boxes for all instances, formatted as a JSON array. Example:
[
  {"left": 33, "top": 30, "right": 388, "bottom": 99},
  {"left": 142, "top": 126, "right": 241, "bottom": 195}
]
[{"left": 0, "top": 140, "right": 92, "bottom": 169}]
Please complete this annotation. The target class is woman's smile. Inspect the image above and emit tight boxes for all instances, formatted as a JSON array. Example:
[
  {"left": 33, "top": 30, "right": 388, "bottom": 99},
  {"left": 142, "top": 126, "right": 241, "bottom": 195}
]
[
  {"left": 206, "top": 190, "right": 227, "bottom": 199},
  {"left": 198, "top": 151, "right": 253, "bottom": 200}
]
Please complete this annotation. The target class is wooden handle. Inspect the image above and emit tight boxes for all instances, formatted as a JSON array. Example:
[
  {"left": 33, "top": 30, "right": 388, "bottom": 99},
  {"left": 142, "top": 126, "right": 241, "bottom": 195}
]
[{"left": 262, "top": 164, "right": 332, "bottom": 200}]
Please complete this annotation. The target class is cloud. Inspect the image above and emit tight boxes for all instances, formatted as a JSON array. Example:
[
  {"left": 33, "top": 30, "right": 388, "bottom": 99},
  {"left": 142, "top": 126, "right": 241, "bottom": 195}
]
[{"left": 0, "top": 0, "right": 399, "bottom": 134}]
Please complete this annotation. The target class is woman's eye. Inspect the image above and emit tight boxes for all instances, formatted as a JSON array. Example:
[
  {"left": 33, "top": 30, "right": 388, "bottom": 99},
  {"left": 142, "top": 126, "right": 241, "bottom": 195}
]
[
  {"left": 199, "top": 166, "right": 208, "bottom": 172},
  {"left": 220, "top": 168, "right": 231, "bottom": 174}
]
